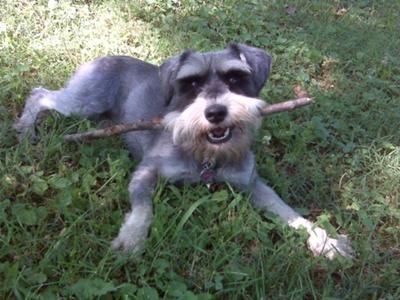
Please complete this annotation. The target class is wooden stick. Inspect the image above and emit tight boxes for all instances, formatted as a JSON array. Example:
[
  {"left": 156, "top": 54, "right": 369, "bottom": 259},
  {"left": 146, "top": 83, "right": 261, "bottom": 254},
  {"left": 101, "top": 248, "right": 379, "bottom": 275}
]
[
  {"left": 260, "top": 97, "right": 313, "bottom": 116},
  {"left": 64, "top": 97, "right": 313, "bottom": 142},
  {"left": 64, "top": 118, "right": 163, "bottom": 142}
]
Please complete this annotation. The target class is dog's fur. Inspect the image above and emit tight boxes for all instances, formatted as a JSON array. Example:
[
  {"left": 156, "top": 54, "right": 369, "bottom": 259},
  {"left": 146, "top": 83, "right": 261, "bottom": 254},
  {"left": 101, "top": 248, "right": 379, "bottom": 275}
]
[{"left": 14, "top": 43, "right": 353, "bottom": 259}]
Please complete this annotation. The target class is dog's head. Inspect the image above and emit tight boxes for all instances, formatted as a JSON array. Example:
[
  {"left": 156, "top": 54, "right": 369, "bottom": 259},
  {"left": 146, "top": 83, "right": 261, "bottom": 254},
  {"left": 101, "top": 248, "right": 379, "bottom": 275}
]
[{"left": 161, "top": 43, "right": 272, "bottom": 163}]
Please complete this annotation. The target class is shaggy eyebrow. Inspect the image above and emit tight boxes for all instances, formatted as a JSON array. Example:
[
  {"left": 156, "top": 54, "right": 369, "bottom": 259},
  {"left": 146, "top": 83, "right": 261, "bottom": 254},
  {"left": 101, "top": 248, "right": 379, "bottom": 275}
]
[
  {"left": 176, "top": 54, "right": 208, "bottom": 80},
  {"left": 218, "top": 59, "right": 252, "bottom": 74}
]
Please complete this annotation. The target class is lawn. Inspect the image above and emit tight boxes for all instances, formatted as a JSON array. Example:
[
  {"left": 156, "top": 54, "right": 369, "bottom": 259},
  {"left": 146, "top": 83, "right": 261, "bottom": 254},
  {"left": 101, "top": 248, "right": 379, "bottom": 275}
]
[{"left": 1, "top": 0, "right": 399, "bottom": 299}]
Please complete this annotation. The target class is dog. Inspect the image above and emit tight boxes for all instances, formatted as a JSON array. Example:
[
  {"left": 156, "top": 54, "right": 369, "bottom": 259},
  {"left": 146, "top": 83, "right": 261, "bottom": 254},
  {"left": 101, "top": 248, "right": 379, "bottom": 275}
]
[{"left": 14, "top": 43, "right": 354, "bottom": 259}]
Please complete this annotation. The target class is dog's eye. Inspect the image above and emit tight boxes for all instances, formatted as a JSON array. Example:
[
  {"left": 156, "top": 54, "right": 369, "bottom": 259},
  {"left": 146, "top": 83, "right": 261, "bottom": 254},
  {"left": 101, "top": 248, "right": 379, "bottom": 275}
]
[
  {"left": 223, "top": 70, "right": 249, "bottom": 86},
  {"left": 178, "top": 75, "right": 205, "bottom": 92},
  {"left": 228, "top": 76, "right": 238, "bottom": 85},
  {"left": 190, "top": 78, "right": 200, "bottom": 87}
]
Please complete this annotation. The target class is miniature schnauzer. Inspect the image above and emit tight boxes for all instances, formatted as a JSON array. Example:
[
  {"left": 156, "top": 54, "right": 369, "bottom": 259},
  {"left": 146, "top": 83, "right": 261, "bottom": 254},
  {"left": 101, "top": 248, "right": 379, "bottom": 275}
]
[{"left": 14, "top": 43, "right": 353, "bottom": 259}]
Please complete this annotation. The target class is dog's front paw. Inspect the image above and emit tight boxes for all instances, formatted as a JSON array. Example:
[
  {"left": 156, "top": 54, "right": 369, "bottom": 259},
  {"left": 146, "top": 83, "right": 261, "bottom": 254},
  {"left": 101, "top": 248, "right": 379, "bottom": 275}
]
[
  {"left": 111, "top": 232, "right": 146, "bottom": 253},
  {"left": 307, "top": 227, "right": 355, "bottom": 260},
  {"left": 111, "top": 208, "right": 153, "bottom": 253}
]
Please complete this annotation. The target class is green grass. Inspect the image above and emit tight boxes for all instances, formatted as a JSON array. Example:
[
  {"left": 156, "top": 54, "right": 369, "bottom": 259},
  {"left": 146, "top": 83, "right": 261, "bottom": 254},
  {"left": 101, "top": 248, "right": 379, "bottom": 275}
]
[{"left": 1, "top": 0, "right": 399, "bottom": 299}]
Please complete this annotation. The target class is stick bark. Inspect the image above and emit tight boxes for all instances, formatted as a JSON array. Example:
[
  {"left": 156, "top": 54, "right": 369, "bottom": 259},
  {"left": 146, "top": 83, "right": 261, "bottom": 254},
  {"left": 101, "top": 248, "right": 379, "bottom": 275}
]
[
  {"left": 259, "top": 97, "right": 312, "bottom": 116},
  {"left": 64, "top": 97, "right": 313, "bottom": 142}
]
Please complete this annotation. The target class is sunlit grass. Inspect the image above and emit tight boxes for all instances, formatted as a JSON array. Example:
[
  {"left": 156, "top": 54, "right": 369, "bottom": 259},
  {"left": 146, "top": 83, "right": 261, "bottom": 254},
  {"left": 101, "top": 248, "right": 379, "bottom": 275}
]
[{"left": 1, "top": 0, "right": 399, "bottom": 299}]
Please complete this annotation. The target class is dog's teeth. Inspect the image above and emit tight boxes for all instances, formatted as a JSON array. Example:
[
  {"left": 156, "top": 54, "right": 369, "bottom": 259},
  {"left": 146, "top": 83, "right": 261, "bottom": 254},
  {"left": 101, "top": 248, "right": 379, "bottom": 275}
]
[
  {"left": 206, "top": 127, "right": 234, "bottom": 144},
  {"left": 208, "top": 128, "right": 230, "bottom": 141},
  {"left": 221, "top": 128, "right": 230, "bottom": 139}
]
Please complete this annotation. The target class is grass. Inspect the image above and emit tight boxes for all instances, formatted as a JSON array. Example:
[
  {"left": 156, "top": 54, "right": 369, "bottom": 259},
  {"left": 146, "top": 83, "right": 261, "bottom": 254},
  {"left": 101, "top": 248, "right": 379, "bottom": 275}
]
[{"left": 1, "top": 0, "right": 399, "bottom": 299}]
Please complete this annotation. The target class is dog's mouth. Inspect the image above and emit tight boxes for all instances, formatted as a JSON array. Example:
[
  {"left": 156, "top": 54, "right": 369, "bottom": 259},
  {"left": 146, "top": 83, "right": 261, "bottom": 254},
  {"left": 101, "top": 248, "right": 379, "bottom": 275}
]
[{"left": 207, "top": 127, "right": 233, "bottom": 144}]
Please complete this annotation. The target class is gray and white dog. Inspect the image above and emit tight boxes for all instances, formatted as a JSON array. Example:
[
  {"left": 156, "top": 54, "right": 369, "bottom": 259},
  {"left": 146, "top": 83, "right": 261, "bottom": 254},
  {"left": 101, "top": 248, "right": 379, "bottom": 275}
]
[{"left": 14, "top": 43, "right": 353, "bottom": 259}]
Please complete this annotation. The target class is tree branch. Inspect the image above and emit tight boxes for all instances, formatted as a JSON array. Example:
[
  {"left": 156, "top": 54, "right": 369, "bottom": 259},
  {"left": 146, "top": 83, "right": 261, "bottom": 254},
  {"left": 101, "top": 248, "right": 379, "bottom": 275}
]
[
  {"left": 64, "top": 97, "right": 313, "bottom": 142},
  {"left": 64, "top": 118, "right": 163, "bottom": 142},
  {"left": 260, "top": 97, "right": 313, "bottom": 116}
]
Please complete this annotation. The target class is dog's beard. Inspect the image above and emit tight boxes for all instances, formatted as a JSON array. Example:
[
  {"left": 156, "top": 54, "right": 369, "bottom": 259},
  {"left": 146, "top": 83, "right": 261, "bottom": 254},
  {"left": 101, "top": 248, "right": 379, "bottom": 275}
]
[{"left": 163, "top": 92, "right": 266, "bottom": 163}]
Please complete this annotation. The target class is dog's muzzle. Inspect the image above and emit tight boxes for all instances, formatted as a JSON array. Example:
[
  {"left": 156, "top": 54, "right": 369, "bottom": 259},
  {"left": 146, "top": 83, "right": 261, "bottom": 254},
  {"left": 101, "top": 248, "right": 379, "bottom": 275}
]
[{"left": 205, "top": 104, "right": 233, "bottom": 144}]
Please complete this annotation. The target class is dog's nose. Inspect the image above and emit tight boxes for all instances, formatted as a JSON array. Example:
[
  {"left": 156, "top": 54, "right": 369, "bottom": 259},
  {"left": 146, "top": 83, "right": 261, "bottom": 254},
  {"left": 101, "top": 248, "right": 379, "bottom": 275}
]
[{"left": 205, "top": 104, "right": 227, "bottom": 124}]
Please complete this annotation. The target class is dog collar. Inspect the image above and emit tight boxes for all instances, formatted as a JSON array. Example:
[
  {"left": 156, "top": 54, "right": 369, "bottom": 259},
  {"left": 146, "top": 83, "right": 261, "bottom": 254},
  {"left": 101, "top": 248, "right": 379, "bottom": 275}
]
[
  {"left": 200, "top": 159, "right": 218, "bottom": 192},
  {"left": 200, "top": 160, "right": 215, "bottom": 183}
]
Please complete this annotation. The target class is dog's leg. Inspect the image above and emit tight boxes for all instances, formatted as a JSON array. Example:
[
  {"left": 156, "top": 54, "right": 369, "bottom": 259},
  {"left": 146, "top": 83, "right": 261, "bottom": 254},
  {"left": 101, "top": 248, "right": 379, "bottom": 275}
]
[
  {"left": 14, "top": 88, "right": 66, "bottom": 140},
  {"left": 251, "top": 177, "right": 354, "bottom": 259},
  {"left": 14, "top": 58, "right": 126, "bottom": 141},
  {"left": 13, "top": 84, "right": 114, "bottom": 141},
  {"left": 111, "top": 163, "right": 157, "bottom": 253},
  {"left": 14, "top": 85, "right": 102, "bottom": 142}
]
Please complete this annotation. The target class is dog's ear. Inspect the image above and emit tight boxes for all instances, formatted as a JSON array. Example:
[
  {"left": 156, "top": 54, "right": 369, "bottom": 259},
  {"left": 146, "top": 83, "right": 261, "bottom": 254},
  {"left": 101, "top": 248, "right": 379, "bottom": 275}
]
[
  {"left": 229, "top": 43, "right": 272, "bottom": 95},
  {"left": 159, "top": 50, "right": 193, "bottom": 106}
]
